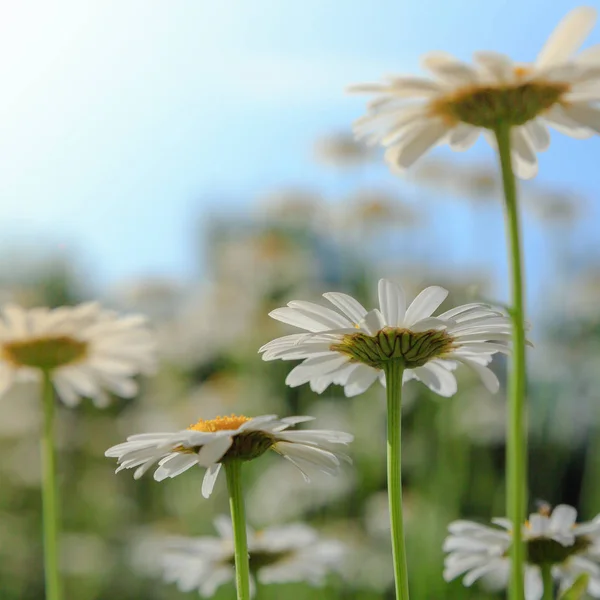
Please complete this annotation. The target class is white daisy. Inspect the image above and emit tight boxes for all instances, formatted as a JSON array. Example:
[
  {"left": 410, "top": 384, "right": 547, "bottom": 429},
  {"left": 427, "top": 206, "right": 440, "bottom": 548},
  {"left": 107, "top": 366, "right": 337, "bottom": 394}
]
[
  {"left": 105, "top": 414, "right": 353, "bottom": 498},
  {"left": 260, "top": 278, "right": 513, "bottom": 398},
  {"left": 0, "top": 302, "right": 156, "bottom": 407},
  {"left": 160, "top": 516, "right": 345, "bottom": 598},
  {"left": 349, "top": 7, "right": 600, "bottom": 179},
  {"left": 444, "top": 504, "right": 600, "bottom": 599}
]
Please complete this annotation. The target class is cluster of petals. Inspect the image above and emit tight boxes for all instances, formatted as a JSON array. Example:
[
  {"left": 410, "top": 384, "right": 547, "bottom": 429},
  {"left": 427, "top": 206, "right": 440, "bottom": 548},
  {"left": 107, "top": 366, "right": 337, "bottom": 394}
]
[
  {"left": 105, "top": 415, "right": 353, "bottom": 498},
  {"left": 444, "top": 505, "right": 600, "bottom": 599},
  {"left": 349, "top": 7, "right": 600, "bottom": 179},
  {"left": 0, "top": 302, "right": 156, "bottom": 407},
  {"left": 160, "top": 516, "right": 344, "bottom": 597},
  {"left": 260, "top": 278, "right": 513, "bottom": 397}
]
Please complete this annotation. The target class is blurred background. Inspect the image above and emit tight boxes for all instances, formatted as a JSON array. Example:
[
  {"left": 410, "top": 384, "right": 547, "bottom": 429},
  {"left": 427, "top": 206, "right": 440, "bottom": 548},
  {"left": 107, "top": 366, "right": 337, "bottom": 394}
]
[{"left": 1, "top": 1, "right": 600, "bottom": 599}]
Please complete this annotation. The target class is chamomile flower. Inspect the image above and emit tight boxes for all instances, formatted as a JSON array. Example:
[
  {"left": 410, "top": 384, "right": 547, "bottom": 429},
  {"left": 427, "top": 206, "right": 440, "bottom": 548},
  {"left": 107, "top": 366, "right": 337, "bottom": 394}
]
[
  {"left": 159, "top": 516, "right": 345, "bottom": 597},
  {"left": 349, "top": 7, "right": 600, "bottom": 179},
  {"left": 260, "top": 278, "right": 512, "bottom": 398},
  {"left": 444, "top": 504, "right": 600, "bottom": 599},
  {"left": 0, "top": 302, "right": 156, "bottom": 407},
  {"left": 105, "top": 414, "right": 353, "bottom": 498}
]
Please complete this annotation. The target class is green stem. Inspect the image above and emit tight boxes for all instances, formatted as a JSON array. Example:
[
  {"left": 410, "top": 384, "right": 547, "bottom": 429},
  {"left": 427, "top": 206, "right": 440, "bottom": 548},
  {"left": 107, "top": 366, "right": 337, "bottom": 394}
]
[
  {"left": 41, "top": 371, "right": 62, "bottom": 600},
  {"left": 541, "top": 564, "right": 554, "bottom": 600},
  {"left": 225, "top": 461, "right": 251, "bottom": 600},
  {"left": 384, "top": 360, "right": 410, "bottom": 600},
  {"left": 495, "top": 123, "right": 528, "bottom": 600}
]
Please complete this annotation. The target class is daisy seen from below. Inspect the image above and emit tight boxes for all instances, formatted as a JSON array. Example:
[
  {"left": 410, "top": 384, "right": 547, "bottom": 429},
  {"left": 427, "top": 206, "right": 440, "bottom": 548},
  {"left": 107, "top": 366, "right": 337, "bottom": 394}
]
[
  {"left": 444, "top": 504, "right": 600, "bottom": 600},
  {"left": 0, "top": 302, "right": 156, "bottom": 600},
  {"left": 348, "top": 6, "right": 600, "bottom": 180},
  {"left": 159, "top": 516, "right": 345, "bottom": 598},
  {"left": 260, "top": 278, "right": 512, "bottom": 399},
  {"left": 106, "top": 414, "right": 352, "bottom": 600},
  {"left": 261, "top": 278, "right": 513, "bottom": 600}
]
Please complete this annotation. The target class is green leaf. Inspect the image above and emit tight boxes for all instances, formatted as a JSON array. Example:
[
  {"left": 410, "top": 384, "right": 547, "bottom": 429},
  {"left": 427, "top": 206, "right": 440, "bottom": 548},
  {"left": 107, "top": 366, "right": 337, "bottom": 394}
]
[{"left": 560, "top": 573, "right": 590, "bottom": 600}]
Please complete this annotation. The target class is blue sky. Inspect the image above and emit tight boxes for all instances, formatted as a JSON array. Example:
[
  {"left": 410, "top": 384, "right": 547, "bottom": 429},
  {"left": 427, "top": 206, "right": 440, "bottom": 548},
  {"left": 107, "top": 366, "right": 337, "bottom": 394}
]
[{"left": 0, "top": 0, "right": 599, "bottom": 300}]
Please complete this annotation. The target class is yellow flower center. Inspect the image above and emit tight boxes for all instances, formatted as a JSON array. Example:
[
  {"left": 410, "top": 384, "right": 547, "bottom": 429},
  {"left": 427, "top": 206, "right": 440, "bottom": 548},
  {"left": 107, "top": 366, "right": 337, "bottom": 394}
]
[
  {"left": 184, "top": 415, "right": 274, "bottom": 462},
  {"left": 429, "top": 80, "right": 569, "bottom": 129},
  {"left": 2, "top": 336, "right": 88, "bottom": 370},
  {"left": 187, "top": 414, "right": 252, "bottom": 432},
  {"left": 330, "top": 327, "right": 456, "bottom": 369}
]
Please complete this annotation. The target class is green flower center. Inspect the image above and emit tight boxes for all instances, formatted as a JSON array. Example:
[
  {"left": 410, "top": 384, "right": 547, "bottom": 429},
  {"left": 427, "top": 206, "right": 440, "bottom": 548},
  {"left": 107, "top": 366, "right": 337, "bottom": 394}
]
[
  {"left": 330, "top": 327, "right": 456, "bottom": 369},
  {"left": 524, "top": 536, "right": 591, "bottom": 567},
  {"left": 431, "top": 81, "right": 568, "bottom": 129},
  {"left": 2, "top": 336, "right": 88, "bottom": 370}
]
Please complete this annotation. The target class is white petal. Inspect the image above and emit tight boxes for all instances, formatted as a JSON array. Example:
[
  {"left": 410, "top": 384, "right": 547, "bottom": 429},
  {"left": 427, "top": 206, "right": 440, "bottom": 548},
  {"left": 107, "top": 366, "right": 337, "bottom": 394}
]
[
  {"left": 454, "top": 356, "right": 500, "bottom": 393},
  {"left": 511, "top": 127, "right": 539, "bottom": 180},
  {"left": 562, "top": 102, "right": 600, "bottom": 134},
  {"left": 404, "top": 286, "right": 449, "bottom": 326},
  {"left": 348, "top": 76, "right": 442, "bottom": 97},
  {"left": 197, "top": 436, "right": 233, "bottom": 467},
  {"left": 385, "top": 121, "right": 449, "bottom": 172},
  {"left": 421, "top": 51, "right": 479, "bottom": 83},
  {"left": 524, "top": 566, "right": 544, "bottom": 600},
  {"left": 286, "top": 301, "right": 352, "bottom": 329},
  {"left": 577, "top": 43, "right": 600, "bottom": 65},
  {"left": 543, "top": 104, "right": 595, "bottom": 138},
  {"left": 523, "top": 120, "right": 551, "bottom": 152},
  {"left": 413, "top": 362, "right": 458, "bottom": 397},
  {"left": 550, "top": 504, "right": 578, "bottom": 531},
  {"left": 360, "top": 309, "right": 386, "bottom": 335},
  {"left": 378, "top": 279, "right": 406, "bottom": 326},
  {"left": 322, "top": 292, "right": 368, "bottom": 324},
  {"left": 344, "top": 365, "right": 379, "bottom": 397},
  {"left": 473, "top": 51, "right": 515, "bottom": 82},
  {"left": 202, "top": 464, "right": 222, "bottom": 498},
  {"left": 268, "top": 307, "right": 333, "bottom": 332},
  {"left": 285, "top": 354, "right": 350, "bottom": 387},
  {"left": 536, "top": 7, "right": 597, "bottom": 69},
  {"left": 448, "top": 124, "right": 479, "bottom": 151}
]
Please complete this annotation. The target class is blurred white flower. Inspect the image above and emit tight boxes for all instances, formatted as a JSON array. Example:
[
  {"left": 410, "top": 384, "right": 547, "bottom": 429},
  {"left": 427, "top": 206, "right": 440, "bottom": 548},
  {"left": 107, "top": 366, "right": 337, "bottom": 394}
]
[
  {"left": 158, "top": 516, "right": 345, "bottom": 598},
  {"left": 313, "top": 131, "right": 375, "bottom": 167},
  {"left": 105, "top": 414, "right": 353, "bottom": 498},
  {"left": 261, "top": 278, "right": 512, "bottom": 397},
  {"left": 349, "top": 7, "right": 600, "bottom": 179},
  {"left": 0, "top": 302, "right": 156, "bottom": 407},
  {"left": 444, "top": 504, "right": 600, "bottom": 598}
]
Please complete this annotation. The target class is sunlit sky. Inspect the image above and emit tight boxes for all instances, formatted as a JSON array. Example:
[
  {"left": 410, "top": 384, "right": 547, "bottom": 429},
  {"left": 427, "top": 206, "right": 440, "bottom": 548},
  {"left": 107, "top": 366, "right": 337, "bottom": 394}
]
[{"left": 0, "top": 0, "right": 599, "bottom": 299}]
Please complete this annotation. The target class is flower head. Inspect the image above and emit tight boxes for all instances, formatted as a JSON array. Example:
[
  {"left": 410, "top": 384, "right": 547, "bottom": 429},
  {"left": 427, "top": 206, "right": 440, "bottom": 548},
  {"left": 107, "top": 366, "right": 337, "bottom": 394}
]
[
  {"left": 260, "top": 278, "right": 512, "bottom": 397},
  {"left": 349, "top": 7, "right": 600, "bottom": 179},
  {"left": 159, "top": 516, "right": 345, "bottom": 597},
  {"left": 105, "top": 414, "right": 353, "bottom": 498},
  {"left": 0, "top": 302, "right": 156, "bottom": 407},
  {"left": 444, "top": 504, "right": 600, "bottom": 599}
]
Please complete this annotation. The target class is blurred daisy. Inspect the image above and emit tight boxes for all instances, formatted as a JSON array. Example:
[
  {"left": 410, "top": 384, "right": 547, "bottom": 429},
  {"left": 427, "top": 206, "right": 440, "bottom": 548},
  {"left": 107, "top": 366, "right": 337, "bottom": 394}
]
[
  {"left": 105, "top": 414, "right": 352, "bottom": 498},
  {"left": 260, "top": 278, "right": 512, "bottom": 397},
  {"left": 349, "top": 7, "right": 600, "bottom": 179},
  {"left": 0, "top": 302, "right": 156, "bottom": 407},
  {"left": 444, "top": 504, "right": 600, "bottom": 599},
  {"left": 160, "top": 516, "right": 345, "bottom": 597}
]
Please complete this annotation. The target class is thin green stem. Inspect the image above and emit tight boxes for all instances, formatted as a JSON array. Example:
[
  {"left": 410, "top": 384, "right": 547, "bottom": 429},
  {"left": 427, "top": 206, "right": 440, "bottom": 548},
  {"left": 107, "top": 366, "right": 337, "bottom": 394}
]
[
  {"left": 384, "top": 360, "right": 410, "bottom": 600},
  {"left": 494, "top": 123, "right": 528, "bottom": 600},
  {"left": 225, "top": 461, "right": 251, "bottom": 600},
  {"left": 541, "top": 564, "right": 554, "bottom": 600},
  {"left": 41, "top": 371, "right": 62, "bottom": 600}
]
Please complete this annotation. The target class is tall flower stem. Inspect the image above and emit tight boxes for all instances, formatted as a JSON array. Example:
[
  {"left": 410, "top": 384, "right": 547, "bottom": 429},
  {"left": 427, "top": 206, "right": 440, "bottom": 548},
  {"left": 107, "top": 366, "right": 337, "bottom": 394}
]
[
  {"left": 41, "top": 371, "right": 62, "bottom": 600},
  {"left": 225, "top": 461, "right": 251, "bottom": 600},
  {"left": 384, "top": 359, "right": 410, "bottom": 600},
  {"left": 494, "top": 123, "right": 527, "bottom": 600},
  {"left": 541, "top": 564, "right": 553, "bottom": 600}
]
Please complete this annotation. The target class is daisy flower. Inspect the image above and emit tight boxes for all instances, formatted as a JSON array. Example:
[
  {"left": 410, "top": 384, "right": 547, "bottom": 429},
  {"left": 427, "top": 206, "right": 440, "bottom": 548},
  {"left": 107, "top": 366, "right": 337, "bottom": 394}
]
[
  {"left": 444, "top": 504, "right": 600, "bottom": 599},
  {"left": 349, "top": 6, "right": 600, "bottom": 179},
  {"left": 105, "top": 414, "right": 353, "bottom": 498},
  {"left": 0, "top": 302, "right": 156, "bottom": 407},
  {"left": 159, "top": 516, "right": 345, "bottom": 597},
  {"left": 260, "top": 278, "right": 513, "bottom": 398}
]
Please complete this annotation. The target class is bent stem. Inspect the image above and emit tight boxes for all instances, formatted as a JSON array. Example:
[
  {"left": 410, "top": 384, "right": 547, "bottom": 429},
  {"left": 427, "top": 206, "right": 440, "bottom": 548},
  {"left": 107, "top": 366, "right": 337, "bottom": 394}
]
[
  {"left": 495, "top": 123, "right": 527, "bottom": 600},
  {"left": 225, "top": 461, "right": 251, "bottom": 600},
  {"left": 541, "top": 564, "right": 553, "bottom": 600},
  {"left": 41, "top": 371, "right": 62, "bottom": 600},
  {"left": 384, "top": 360, "right": 410, "bottom": 600}
]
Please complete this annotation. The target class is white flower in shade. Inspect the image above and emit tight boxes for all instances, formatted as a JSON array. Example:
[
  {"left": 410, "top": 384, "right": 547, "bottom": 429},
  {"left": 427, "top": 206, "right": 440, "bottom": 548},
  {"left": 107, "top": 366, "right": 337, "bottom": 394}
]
[
  {"left": 444, "top": 504, "right": 600, "bottom": 599},
  {"left": 260, "top": 278, "right": 512, "bottom": 398},
  {"left": 349, "top": 7, "right": 600, "bottom": 179},
  {"left": 0, "top": 302, "right": 156, "bottom": 407},
  {"left": 160, "top": 516, "right": 345, "bottom": 598},
  {"left": 105, "top": 414, "right": 353, "bottom": 498}
]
